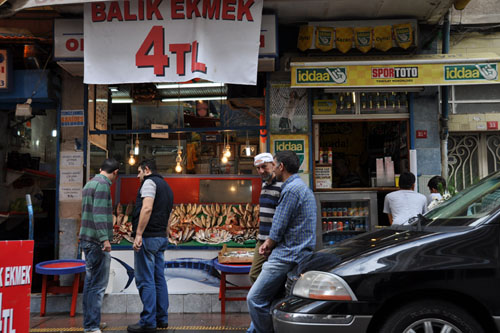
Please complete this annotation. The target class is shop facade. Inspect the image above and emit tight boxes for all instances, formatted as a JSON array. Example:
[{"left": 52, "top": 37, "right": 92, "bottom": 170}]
[{"left": 0, "top": 0, "right": 484, "bottom": 315}]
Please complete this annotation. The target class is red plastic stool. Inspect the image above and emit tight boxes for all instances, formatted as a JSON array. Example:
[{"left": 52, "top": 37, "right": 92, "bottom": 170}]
[
  {"left": 213, "top": 259, "right": 251, "bottom": 315},
  {"left": 35, "top": 259, "right": 86, "bottom": 317}
]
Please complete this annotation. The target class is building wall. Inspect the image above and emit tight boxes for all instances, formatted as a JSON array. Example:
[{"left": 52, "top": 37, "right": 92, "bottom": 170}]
[
  {"left": 414, "top": 88, "right": 442, "bottom": 177},
  {"left": 59, "top": 71, "right": 85, "bottom": 261}
]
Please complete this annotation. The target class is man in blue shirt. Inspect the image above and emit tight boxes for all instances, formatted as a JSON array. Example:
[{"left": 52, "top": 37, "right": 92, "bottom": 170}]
[{"left": 246, "top": 150, "right": 317, "bottom": 333}]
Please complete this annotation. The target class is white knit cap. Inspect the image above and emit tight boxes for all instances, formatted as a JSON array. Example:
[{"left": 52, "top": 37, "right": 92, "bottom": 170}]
[{"left": 254, "top": 153, "right": 274, "bottom": 166}]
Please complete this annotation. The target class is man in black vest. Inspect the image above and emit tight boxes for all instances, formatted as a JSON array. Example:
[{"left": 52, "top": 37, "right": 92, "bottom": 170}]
[{"left": 127, "top": 159, "right": 173, "bottom": 333}]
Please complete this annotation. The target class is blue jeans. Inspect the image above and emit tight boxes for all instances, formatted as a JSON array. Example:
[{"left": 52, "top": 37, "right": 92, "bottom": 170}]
[
  {"left": 134, "top": 237, "right": 169, "bottom": 328},
  {"left": 246, "top": 258, "right": 295, "bottom": 333},
  {"left": 82, "top": 240, "right": 111, "bottom": 332}
]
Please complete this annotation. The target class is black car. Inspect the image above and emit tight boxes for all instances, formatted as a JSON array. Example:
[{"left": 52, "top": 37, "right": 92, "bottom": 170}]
[{"left": 273, "top": 171, "right": 500, "bottom": 333}]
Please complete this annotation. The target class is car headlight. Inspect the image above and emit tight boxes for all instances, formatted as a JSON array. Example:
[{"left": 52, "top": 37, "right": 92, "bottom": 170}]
[{"left": 292, "top": 271, "right": 357, "bottom": 301}]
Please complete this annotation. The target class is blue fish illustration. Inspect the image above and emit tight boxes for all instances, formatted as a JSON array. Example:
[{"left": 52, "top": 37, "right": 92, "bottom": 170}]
[{"left": 112, "top": 257, "right": 223, "bottom": 291}]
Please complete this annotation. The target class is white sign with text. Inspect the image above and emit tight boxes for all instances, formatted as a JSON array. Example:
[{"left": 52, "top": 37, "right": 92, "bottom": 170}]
[{"left": 83, "top": 0, "right": 263, "bottom": 85}]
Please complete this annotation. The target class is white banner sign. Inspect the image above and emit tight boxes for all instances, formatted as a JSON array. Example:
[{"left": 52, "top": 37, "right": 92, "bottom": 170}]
[{"left": 83, "top": 0, "right": 263, "bottom": 85}]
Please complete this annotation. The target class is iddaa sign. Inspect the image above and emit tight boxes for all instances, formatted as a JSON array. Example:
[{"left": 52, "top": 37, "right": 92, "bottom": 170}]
[{"left": 444, "top": 64, "right": 498, "bottom": 81}]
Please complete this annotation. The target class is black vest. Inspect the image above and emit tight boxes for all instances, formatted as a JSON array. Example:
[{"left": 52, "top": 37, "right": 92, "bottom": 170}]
[{"left": 132, "top": 173, "right": 173, "bottom": 238}]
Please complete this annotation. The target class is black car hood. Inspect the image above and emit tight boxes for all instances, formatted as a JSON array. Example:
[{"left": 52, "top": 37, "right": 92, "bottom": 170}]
[{"left": 295, "top": 225, "right": 497, "bottom": 278}]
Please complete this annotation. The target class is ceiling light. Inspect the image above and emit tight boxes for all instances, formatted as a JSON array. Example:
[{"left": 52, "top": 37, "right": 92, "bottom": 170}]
[
  {"left": 156, "top": 82, "right": 223, "bottom": 89},
  {"left": 112, "top": 98, "right": 133, "bottom": 104},
  {"left": 51, "top": 129, "right": 57, "bottom": 137},
  {"left": 162, "top": 96, "right": 227, "bottom": 103}
]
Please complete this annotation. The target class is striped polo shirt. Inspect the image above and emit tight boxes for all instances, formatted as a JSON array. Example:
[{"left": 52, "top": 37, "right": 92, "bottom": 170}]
[
  {"left": 79, "top": 174, "right": 113, "bottom": 244},
  {"left": 258, "top": 177, "right": 283, "bottom": 241}
]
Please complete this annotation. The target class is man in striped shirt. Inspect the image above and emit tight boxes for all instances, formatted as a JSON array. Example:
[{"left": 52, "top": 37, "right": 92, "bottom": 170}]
[
  {"left": 79, "top": 158, "right": 120, "bottom": 333},
  {"left": 249, "top": 153, "right": 283, "bottom": 283},
  {"left": 247, "top": 151, "right": 317, "bottom": 333}
]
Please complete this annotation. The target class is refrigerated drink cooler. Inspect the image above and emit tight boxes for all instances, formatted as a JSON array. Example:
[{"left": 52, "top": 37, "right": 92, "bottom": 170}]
[{"left": 315, "top": 191, "right": 378, "bottom": 249}]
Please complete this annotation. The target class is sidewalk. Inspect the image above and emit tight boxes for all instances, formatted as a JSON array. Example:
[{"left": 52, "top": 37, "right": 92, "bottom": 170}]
[{"left": 30, "top": 313, "right": 251, "bottom": 332}]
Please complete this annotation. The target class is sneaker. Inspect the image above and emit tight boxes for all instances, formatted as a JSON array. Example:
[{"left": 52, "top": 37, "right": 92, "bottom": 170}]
[
  {"left": 157, "top": 322, "right": 168, "bottom": 329},
  {"left": 100, "top": 322, "right": 107, "bottom": 330},
  {"left": 127, "top": 323, "right": 156, "bottom": 333}
]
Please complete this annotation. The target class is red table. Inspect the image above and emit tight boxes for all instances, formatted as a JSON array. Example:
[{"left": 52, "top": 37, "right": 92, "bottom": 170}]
[
  {"left": 213, "top": 259, "right": 251, "bottom": 315},
  {"left": 35, "top": 259, "right": 86, "bottom": 317}
]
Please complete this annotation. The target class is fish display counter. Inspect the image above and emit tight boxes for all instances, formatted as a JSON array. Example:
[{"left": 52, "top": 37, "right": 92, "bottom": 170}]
[{"left": 105, "top": 174, "right": 261, "bottom": 295}]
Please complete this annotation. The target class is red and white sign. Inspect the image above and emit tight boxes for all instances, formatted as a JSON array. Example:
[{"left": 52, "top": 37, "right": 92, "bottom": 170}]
[
  {"left": 416, "top": 130, "right": 427, "bottom": 138},
  {"left": 54, "top": 19, "right": 84, "bottom": 59},
  {"left": 0, "top": 49, "right": 8, "bottom": 90},
  {"left": 83, "top": 0, "right": 263, "bottom": 85},
  {"left": 259, "top": 14, "right": 277, "bottom": 57},
  {"left": 487, "top": 121, "right": 498, "bottom": 130},
  {"left": 0, "top": 241, "right": 34, "bottom": 333}
]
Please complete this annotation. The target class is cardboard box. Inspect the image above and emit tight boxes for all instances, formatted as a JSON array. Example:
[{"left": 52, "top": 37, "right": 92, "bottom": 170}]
[{"left": 218, "top": 244, "right": 254, "bottom": 264}]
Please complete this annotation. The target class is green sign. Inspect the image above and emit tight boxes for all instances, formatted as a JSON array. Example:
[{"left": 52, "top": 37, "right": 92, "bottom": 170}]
[
  {"left": 295, "top": 67, "right": 347, "bottom": 85},
  {"left": 444, "top": 64, "right": 498, "bottom": 81},
  {"left": 274, "top": 139, "right": 305, "bottom": 172}
]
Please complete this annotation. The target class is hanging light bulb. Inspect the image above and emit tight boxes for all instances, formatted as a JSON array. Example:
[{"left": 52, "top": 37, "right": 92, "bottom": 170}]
[
  {"left": 134, "top": 134, "right": 140, "bottom": 155},
  {"left": 224, "top": 133, "right": 231, "bottom": 157},
  {"left": 175, "top": 146, "right": 183, "bottom": 173},
  {"left": 221, "top": 155, "right": 228, "bottom": 164},
  {"left": 245, "top": 131, "right": 251, "bottom": 156},
  {"left": 128, "top": 149, "right": 136, "bottom": 166},
  {"left": 128, "top": 136, "right": 136, "bottom": 165}
]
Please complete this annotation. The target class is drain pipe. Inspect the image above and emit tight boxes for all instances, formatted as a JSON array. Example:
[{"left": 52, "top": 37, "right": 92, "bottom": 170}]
[{"left": 440, "top": 11, "right": 451, "bottom": 181}]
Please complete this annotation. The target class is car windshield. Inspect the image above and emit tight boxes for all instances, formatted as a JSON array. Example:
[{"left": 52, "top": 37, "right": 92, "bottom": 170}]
[{"left": 419, "top": 171, "right": 500, "bottom": 227}]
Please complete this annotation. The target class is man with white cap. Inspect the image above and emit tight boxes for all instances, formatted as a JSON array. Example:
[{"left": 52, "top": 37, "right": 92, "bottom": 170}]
[{"left": 248, "top": 152, "right": 283, "bottom": 283}]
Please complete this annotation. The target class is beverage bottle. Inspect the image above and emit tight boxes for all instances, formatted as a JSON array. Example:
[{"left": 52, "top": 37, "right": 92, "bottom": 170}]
[
  {"left": 343, "top": 208, "right": 348, "bottom": 216},
  {"left": 332, "top": 208, "right": 337, "bottom": 217},
  {"left": 333, "top": 221, "right": 338, "bottom": 231},
  {"left": 338, "top": 221, "right": 343, "bottom": 231},
  {"left": 327, "top": 208, "right": 332, "bottom": 217},
  {"left": 328, "top": 221, "right": 333, "bottom": 231},
  {"left": 322, "top": 208, "right": 327, "bottom": 217},
  {"left": 322, "top": 221, "right": 327, "bottom": 232},
  {"left": 344, "top": 221, "right": 349, "bottom": 231}
]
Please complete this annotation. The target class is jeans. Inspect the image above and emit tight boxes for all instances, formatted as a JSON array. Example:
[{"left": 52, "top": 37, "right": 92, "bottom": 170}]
[
  {"left": 82, "top": 240, "right": 111, "bottom": 332},
  {"left": 134, "top": 237, "right": 169, "bottom": 328},
  {"left": 246, "top": 258, "right": 295, "bottom": 333}
]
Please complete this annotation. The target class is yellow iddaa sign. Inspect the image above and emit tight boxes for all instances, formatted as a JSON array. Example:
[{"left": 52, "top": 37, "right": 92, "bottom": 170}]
[{"left": 291, "top": 53, "right": 500, "bottom": 88}]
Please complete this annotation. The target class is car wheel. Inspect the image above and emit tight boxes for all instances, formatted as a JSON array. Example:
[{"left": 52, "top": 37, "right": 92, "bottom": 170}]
[{"left": 379, "top": 300, "right": 484, "bottom": 333}]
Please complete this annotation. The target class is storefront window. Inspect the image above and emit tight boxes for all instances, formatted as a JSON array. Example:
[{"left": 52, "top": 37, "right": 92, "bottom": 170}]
[
  {"left": 101, "top": 84, "right": 262, "bottom": 175},
  {"left": 316, "top": 121, "right": 409, "bottom": 188}
]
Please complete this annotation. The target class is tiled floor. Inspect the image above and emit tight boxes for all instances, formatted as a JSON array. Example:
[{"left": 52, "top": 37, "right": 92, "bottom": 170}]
[{"left": 30, "top": 313, "right": 251, "bottom": 332}]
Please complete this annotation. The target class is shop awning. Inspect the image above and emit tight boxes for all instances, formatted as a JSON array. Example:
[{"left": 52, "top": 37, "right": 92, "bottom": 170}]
[{"left": 290, "top": 53, "right": 500, "bottom": 88}]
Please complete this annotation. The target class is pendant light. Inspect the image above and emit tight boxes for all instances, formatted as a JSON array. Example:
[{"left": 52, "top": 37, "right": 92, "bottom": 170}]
[
  {"left": 224, "top": 133, "right": 231, "bottom": 158},
  {"left": 128, "top": 136, "right": 136, "bottom": 166},
  {"left": 245, "top": 131, "right": 251, "bottom": 156},
  {"left": 175, "top": 85, "right": 183, "bottom": 173},
  {"left": 134, "top": 133, "right": 140, "bottom": 155}
]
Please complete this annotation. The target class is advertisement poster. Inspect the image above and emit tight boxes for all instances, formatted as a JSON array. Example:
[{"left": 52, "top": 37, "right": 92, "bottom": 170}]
[
  {"left": 269, "top": 83, "right": 308, "bottom": 134},
  {"left": 270, "top": 134, "right": 309, "bottom": 173},
  {"left": 0, "top": 240, "right": 34, "bottom": 333},
  {"left": 291, "top": 53, "right": 500, "bottom": 88}
]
